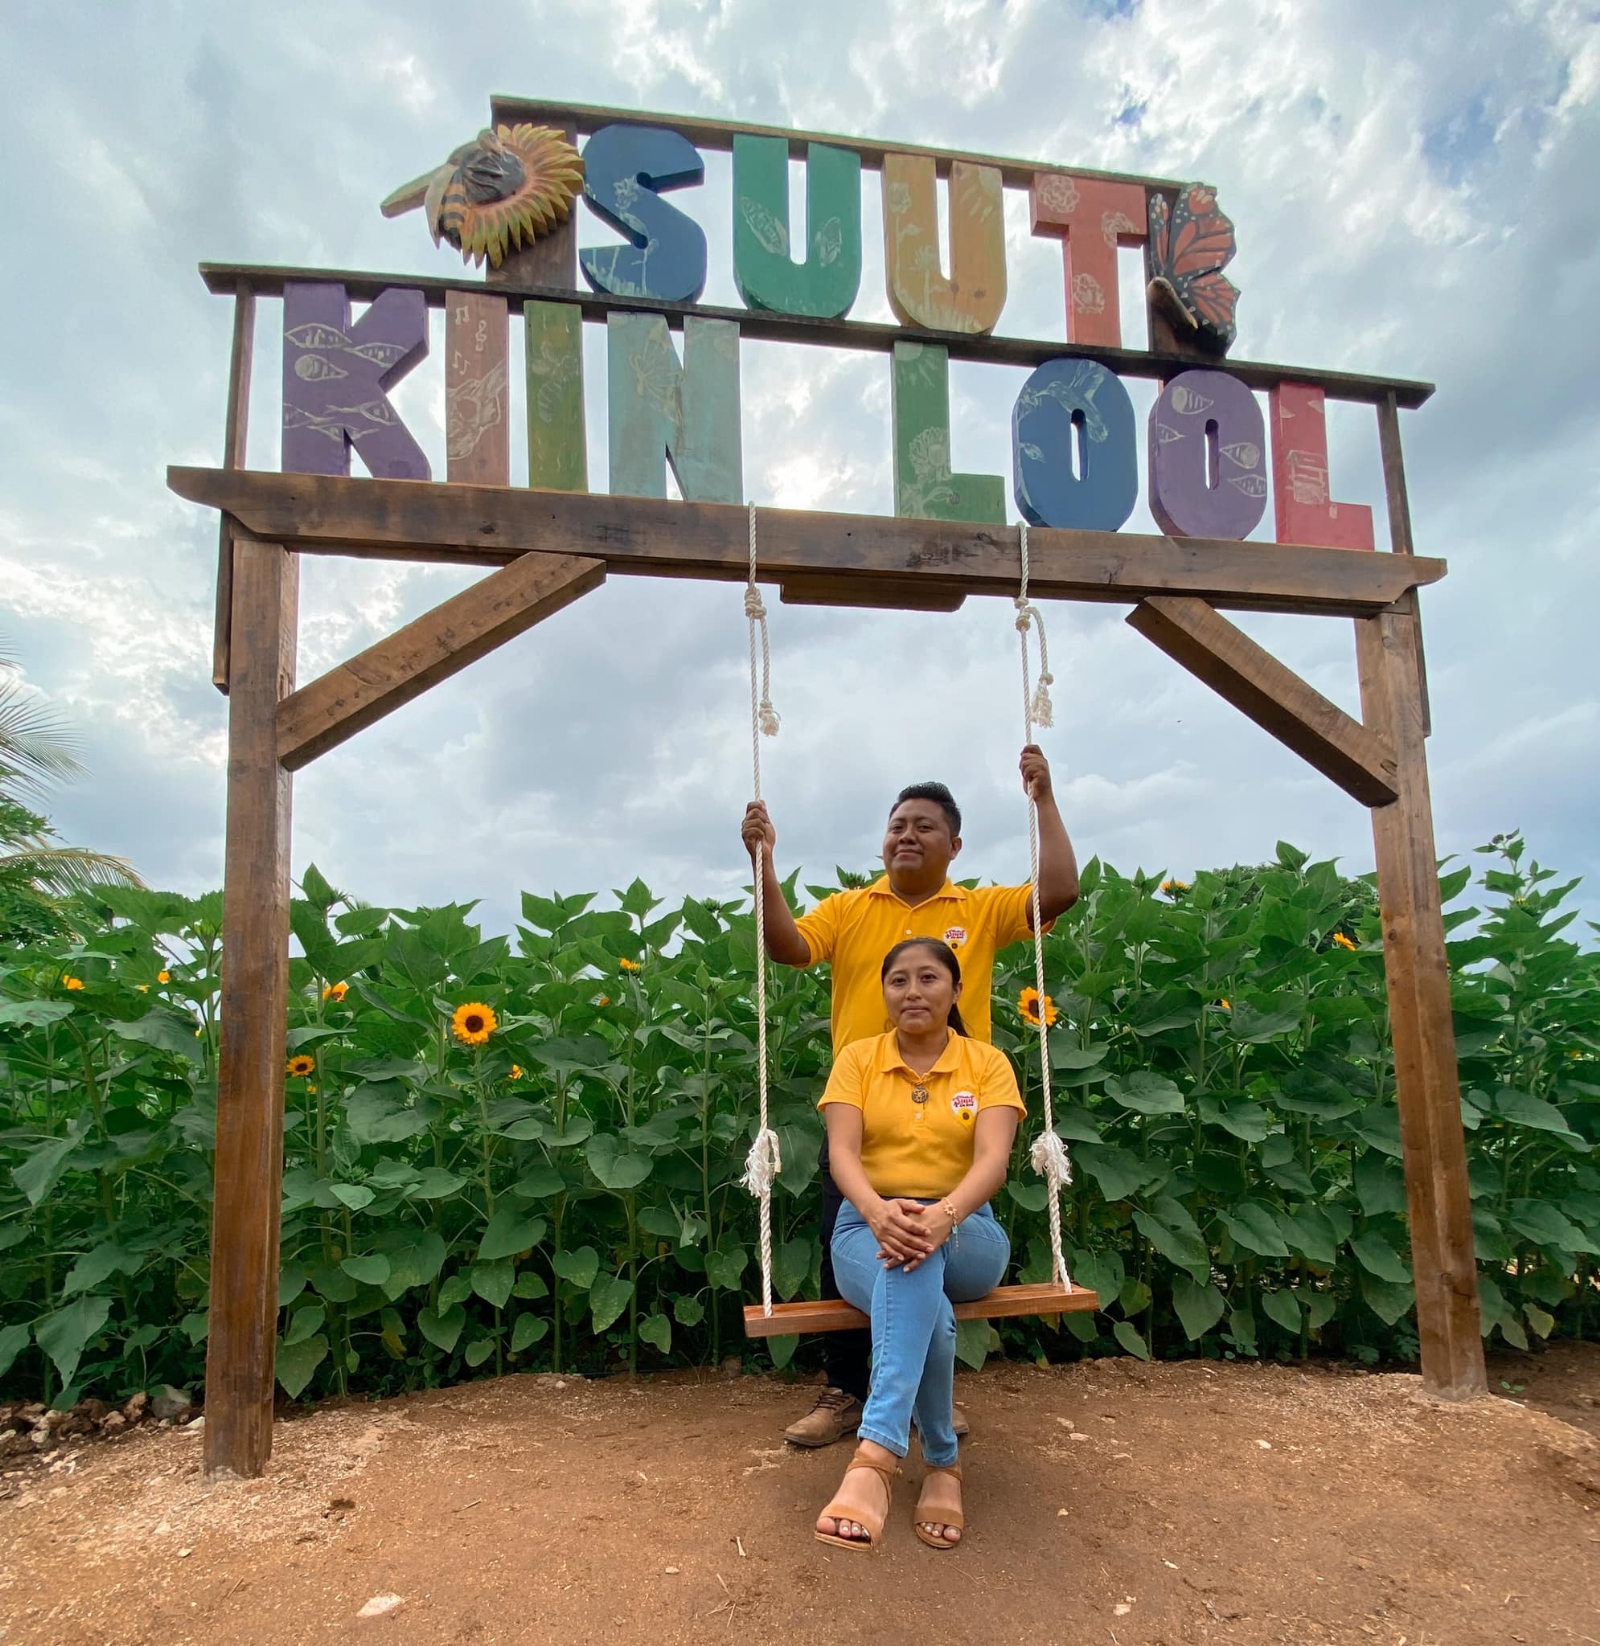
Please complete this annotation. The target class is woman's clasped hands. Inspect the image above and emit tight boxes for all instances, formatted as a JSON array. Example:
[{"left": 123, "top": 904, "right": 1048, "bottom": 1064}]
[{"left": 867, "top": 1197, "right": 953, "bottom": 1273}]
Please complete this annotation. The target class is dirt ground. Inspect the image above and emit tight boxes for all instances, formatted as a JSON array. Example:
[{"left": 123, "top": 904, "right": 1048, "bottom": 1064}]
[{"left": 2, "top": 1347, "right": 1598, "bottom": 1646}]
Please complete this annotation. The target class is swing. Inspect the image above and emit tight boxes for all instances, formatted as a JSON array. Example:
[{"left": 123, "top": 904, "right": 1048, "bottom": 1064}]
[{"left": 737, "top": 509, "right": 1100, "bottom": 1336}]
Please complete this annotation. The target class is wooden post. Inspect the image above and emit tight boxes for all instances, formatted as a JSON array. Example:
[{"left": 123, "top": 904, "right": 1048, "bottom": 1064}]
[
  {"left": 1358, "top": 608, "right": 1484, "bottom": 1400},
  {"left": 211, "top": 282, "right": 256, "bottom": 694},
  {"left": 203, "top": 534, "right": 298, "bottom": 1479},
  {"left": 1377, "top": 391, "right": 1431, "bottom": 736}
]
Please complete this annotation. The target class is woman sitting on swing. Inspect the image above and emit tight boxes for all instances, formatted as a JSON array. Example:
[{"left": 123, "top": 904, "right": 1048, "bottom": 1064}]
[{"left": 814, "top": 936, "right": 1023, "bottom": 1552}]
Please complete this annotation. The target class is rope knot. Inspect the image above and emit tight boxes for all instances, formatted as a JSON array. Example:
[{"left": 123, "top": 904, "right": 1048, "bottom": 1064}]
[
  {"left": 1030, "top": 673, "right": 1055, "bottom": 730},
  {"left": 1029, "top": 1128, "right": 1074, "bottom": 1191},
  {"left": 743, "top": 586, "right": 767, "bottom": 620},
  {"left": 742, "top": 1125, "right": 783, "bottom": 1197},
  {"left": 758, "top": 702, "right": 780, "bottom": 738}
]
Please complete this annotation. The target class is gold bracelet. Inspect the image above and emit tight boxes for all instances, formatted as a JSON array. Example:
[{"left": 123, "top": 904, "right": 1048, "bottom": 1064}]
[{"left": 942, "top": 1200, "right": 961, "bottom": 1231}]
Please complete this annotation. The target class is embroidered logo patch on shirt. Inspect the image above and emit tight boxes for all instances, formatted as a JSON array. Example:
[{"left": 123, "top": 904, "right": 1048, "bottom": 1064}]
[
  {"left": 943, "top": 926, "right": 968, "bottom": 947},
  {"left": 951, "top": 1090, "right": 977, "bottom": 1125}
]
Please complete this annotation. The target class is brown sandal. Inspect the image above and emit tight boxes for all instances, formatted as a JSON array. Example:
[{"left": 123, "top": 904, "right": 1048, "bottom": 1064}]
[
  {"left": 815, "top": 1446, "right": 899, "bottom": 1551},
  {"left": 914, "top": 1462, "right": 965, "bottom": 1550}
]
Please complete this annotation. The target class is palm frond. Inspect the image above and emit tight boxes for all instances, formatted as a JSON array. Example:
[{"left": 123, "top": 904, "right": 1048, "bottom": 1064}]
[
  {"left": 0, "top": 675, "right": 84, "bottom": 799},
  {"left": 0, "top": 843, "right": 145, "bottom": 895}
]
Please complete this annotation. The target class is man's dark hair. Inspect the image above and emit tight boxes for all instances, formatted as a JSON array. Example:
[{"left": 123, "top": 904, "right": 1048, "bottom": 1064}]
[{"left": 892, "top": 781, "right": 961, "bottom": 838}]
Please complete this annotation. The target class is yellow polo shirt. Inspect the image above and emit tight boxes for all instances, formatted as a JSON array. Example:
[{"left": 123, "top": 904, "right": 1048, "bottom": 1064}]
[
  {"left": 818, "top": 1031, "right": 1025, "bottom": 1198},
  {"left": 794, "top": 877, "right": 1038, "bottom": 1049}
]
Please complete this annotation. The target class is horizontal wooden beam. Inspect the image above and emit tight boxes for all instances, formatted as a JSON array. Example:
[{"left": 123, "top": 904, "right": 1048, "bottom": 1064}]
[
  {"left": 277, "top": 552, "right": 604, "bottom": 770},
  {"left": 169, "top": 470, "right": 1446, "bottom": 620},
  {"left": 1127, "top": 595, "right": 1399, "bottom": 807},
  {"left": 742, "top": 1282, "right": 1099, "bottom": 1338},
  {"left": 490, "top": 95, "right": 1181, "bottom": 192},
  {"left": 779, "top": 574, "right": 966, "bottom": 613},
  {"left": 195, "top": 264, "right": 1434, "bottom": 409}
]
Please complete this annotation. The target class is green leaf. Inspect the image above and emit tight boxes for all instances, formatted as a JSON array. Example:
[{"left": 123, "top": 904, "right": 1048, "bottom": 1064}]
[
  {"left": 1218, "top": 1202, "right": 1290, "bottom": 1258},
  {"left": 1171, "top": 1275, "right": 1225, "bottom": 1342},
  {"left": 1524, "top": 1303, "right": 1556, "bottom": 1340},
  {"left": 1074, "top": 1144, "right": 1146, "bottom": 1201},
  {"left": 545, "top": 1116, "right": 596, "bottom": 1149},
  {"left": 590, "top": 1272, "right": 634, "bottom": 1332},
  {"left": 108, "top": 1010, "right": 203, "bottom": 1063},
  {"left": 340, "top": 1254, "right": 391, "bottom": 1287},
  {"left": 437, "top": 1273, "right": 473, "bottom": 1311},
  {"left": 705, "top": 1244, "right": 748, "bottom": 1291},
  {"left": 1105, "top": 1072, "right": 1185, "bottom": 1115},
  {"left": 1112, "top": 1320, "right": 1151, "bottom": 1361},
  {"left": 1006, "top": 1180, "right": 1048, "bottom": 1212},
  {"left": 1260, "top": 1289, "right": 1302, "bottom": 1334},
  {"left": 478, "top": 1207, "right": 548, "bottom": 1263},
  {"left": 285, "top": 1302, "right": 326, "bottom": 1345},
  {"left": 311, "top": 1263, "right": 359, "bottom": 1304},
  {"left": 1069, "top": 1246, "right": 1124, "bottom": 1305},
  {"left": 772, "top": 1238, "right": 813, "bottom": 1302},
  {"left": 552, "top": 1245, "right": 600, "bottom": 1290},
  {"left": 406, "top": 1168, "right": 468, "bottom": 1201},
  {"left": 275, "top": 1333, "right": 329, "bottom": 1398},
  {"left": 0, "top": 1322, "right": 32, "bottom": 1380},
  {"left": 1346, "top": 1105, "right": 1404, "bottom": 1159},
  {"left": 585, "top": 1133, "right": 654, "bottom": 1191},
  {"left": 954, "top": 1318, "right": 993, "bottom": 1370},
  {"left": 329, "top": 1183, "right": 375, "bottom": 1212},
  {"left": 767, "top": 1332, "right": 799, "bottom": 1370},
  {"left": 1350, "top": 1232, "right": 1412, "bottom": 1284},
  {"left": 1359, "top": 1271, "right": 1414, "bottom": 1325},
  {"left": 673, "top": 1295, "right": 705, "bottom": 1327},
  {"left": 471, "top": 1258, "right": 515, "bottom": 1310},
  {"left": 1197, "top": 1096, "right": 1270, "bottom": 1142},
  {"left": 1046, "top": 1036, "right": 1110, "bottom": 1071},
  {"left": 511, "top": 1312, "right": 549, "bottom": 1352},
  {"left": 1282, "top": 1206, "right": 1340, "bottom": 1265},
  {"left": 61, "top": 1241, "right": 144, "bottom": 1295},
  {"left": 34, "top": 1295, "right": 112, "bottom": 1388},
  {"left": 511, "top": 1165, "right": 568, "bottom": 1200},
  {"left": 345, "top": 1084, "right": 432, "bottom": 1144},
  {"left": 1227, "top": 1003, "right": 1303, "bottom": 1044},
  {"left": 527, "top": 1037, "right": 611, "bottom": 1078},
  {"left": 13, "top": 1116, "right": 91, "bottom": 1205},
  {"left": 380, "top": 1230, "right": 448, "bottom": 1299},
  {"left": 1354, "top": 1151, "right": 1408, "bottom": 1217},
  {"left": 418, "top": 1304, "right": 467, "bottom": 1354},
  {"left": 0, "top": 998, "right": 74, "bottom": 1025},
  {"left": 1494, "top": 1088, "right": 1586, "bottom": 1143},
  {"left": 1131, "top": 1204, "right": 1210, "bottom": 1283},
  {"left": 1506, "top": 1199, "right": 1595, "bottom": 1253},
  {"left": 638, "top": 1313, "right": 672, "bottom": 1354},
  {"left": 464, "top": 1338, "right": 496, "bottom": 1368}
]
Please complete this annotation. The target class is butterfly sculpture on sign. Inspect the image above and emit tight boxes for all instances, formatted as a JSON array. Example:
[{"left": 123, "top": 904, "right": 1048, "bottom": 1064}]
[{"left": 1146, "top": 183, "right": 1240, "bottom": 356}]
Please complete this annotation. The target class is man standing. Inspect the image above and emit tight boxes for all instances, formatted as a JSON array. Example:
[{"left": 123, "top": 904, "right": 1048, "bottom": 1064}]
[{"left": 740, "top": 746, "right": 1080, "bottom": 1446}]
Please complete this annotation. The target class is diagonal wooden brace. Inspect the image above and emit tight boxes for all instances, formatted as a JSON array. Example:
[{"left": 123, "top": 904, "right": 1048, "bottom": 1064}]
[
  {"left": 1127, "top": 594, "right": 1399, "bottom": 808},
  {"left": 277, "top": 549, "right": 605, "bottom": 770}
]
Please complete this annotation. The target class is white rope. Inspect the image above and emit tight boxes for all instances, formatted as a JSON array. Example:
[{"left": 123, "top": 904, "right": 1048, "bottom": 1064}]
[
  {"left": 1015, "top": 520, "right": 1074, "bottom": 1293},
  {"left": 739, "top": 502, "right": 782, "bottom": 1315}
]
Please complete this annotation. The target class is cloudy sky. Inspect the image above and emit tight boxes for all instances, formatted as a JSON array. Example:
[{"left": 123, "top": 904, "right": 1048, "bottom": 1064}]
[{"left": 1, "top": 0, "right": 1596, "bottom": 937}]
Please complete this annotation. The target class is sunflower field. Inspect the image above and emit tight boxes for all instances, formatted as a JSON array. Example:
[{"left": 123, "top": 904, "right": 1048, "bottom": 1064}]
[{"left": 0, "top": 833, "right": 1596, "bottom": 1409}]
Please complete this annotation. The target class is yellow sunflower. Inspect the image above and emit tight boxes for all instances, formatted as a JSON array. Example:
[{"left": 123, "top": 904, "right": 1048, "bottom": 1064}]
[
  {"left": 619, "top": 957, "right": 641, "bottom": 973},
  {"left": 510, "top": 1065, "right": 524, "bottom": 1080},
  {"left": 1160, "top": 879, "right": 1190, "bottom": 895},
  {"left": 452, "top": 1001, "right": 497, "bottom": 1045},
  {"left": 1218, "top": 998, "right": 1231, "bottom": 1011},
  {"left": 1019, "top": 987, "right": 1058, "bottom": 1028},
  {"left": 323, "top": 981, "right": 349, "bottom": 1002},
  {"left": 64, "top": 976, "right": 84, "bottom": 991},
  {"left": 157, "top": 969, "right": 172, "bottom": 984},
  {"left": 1331, "top": 933, "right": 1356, "bottom": 951},
  {"left": 286, "top": 1054, "right": 316, "bottom": 1078}
]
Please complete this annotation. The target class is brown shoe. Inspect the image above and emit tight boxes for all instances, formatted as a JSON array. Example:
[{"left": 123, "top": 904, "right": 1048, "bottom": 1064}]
[{"left": 785, "top": 1387, "right": 862, "bottom": 1448}]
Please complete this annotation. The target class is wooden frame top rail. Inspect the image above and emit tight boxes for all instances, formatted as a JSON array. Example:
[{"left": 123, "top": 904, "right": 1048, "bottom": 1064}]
[
  {"left": 197, "top": 263, "right": 1434, "bottom": 409},
  {"left": 490, "top": 95, "right": 1180, "bottom": 191},
  {"left": 168, "top": 468, "right": 1446, "bottom": 618}
]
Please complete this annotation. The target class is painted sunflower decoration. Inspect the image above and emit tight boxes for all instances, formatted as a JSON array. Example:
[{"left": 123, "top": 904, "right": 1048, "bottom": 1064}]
[{"left": 381, "top": 124, "right": 585, "bottom": 269}]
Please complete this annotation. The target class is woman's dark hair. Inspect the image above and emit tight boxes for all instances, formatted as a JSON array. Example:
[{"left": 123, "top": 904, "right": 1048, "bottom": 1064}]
[{"left": 880, "top": 938, "right": 968, "bottom": 1037}]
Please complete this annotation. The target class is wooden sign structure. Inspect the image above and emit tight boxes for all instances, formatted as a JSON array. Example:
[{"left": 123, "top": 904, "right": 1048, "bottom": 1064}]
[{"left": 172, "top": 98, "right": 1480, "bottom": 1481}]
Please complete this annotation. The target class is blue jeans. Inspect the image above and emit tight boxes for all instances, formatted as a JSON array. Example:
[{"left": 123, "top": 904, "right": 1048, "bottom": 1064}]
[{"left": 831, "top": 1201, "right": 1010, "bottom": 1466}]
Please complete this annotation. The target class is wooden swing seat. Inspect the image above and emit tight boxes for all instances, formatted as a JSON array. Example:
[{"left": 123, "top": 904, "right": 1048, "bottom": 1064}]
[{"left": 743, "top": 1282, "right": 1099, "bottom": 1337}]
